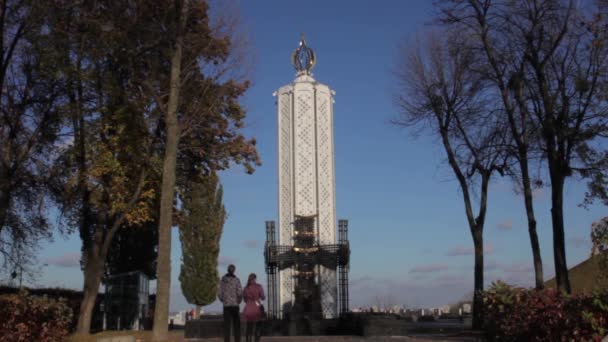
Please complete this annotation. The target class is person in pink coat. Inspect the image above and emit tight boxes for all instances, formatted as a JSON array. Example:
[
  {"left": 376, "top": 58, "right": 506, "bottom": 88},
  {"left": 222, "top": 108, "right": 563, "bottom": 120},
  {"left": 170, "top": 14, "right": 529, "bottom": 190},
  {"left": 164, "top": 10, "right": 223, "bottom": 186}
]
[{"left": 242, "top": 273, "right": 265, "bottom": 342}]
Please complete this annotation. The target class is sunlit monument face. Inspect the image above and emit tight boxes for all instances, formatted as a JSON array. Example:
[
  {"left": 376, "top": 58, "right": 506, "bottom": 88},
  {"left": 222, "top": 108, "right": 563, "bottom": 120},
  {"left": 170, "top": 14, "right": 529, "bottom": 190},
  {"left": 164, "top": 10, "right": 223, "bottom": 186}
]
[
  {"left": 264, "top": 36, "right": 349, "bottom": 322},
  {"left": 279, "top": 36, "right": 337, "bottom": 319}
]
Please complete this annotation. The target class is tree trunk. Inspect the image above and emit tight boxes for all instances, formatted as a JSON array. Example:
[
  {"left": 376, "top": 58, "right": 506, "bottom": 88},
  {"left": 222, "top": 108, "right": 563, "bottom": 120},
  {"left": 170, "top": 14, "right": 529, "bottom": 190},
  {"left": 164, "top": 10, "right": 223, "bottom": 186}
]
[
  {"left": 550, "top": 168, "right": 571, "bottom": 293},
  {"left": 440, "top": 129, "right": 488, "bottom": 329},
  {"left": 472, "top": 227, "right": 484, "bottom": 330},
  {"left": 520, "top": 156, "right": 544, "bottom": 289},
  {"left": 152, "top": 2, "right": 187, "bottom": 339},
  {"left": 0, "top": 186, "right": 10, "bottom": 235},
  {"left": 75, "top": 258, "right": 104, "bottom": 335},
  {"left": 0, "top": 161, "right": 12, "bottom": 233},
  {"left": 194, "top": 305, "right": 201, "bottom": 319}
]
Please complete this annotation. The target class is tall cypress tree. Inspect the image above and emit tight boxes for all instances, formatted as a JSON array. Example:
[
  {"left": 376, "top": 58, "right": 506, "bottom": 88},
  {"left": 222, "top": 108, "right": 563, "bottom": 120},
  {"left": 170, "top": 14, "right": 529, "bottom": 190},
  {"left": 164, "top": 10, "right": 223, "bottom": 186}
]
[{"left": 179, "top": 171, "right": 225, "bottom": 318}]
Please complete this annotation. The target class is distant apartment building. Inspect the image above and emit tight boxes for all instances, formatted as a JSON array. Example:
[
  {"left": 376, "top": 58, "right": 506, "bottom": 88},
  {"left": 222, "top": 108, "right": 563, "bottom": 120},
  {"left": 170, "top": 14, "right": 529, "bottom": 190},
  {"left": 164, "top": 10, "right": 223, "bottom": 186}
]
[{"left": 168, "top": 311, "right": 186, "bottom": 326}]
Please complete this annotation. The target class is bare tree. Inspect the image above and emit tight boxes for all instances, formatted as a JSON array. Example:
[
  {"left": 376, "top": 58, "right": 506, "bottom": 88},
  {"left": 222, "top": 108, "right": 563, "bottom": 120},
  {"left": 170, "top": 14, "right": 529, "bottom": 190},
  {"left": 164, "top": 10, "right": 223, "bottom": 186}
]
[
  {"left": 506, "top": 0, "right": 608, "bottom": 293},
  {"left": 437, "top": 0, "right": 547, "bottom": 289},
  {"left": 30, "top": 1, "right": 257, "bottom": 337},
  {"left": 437, "top": 0, "right": 608, "bottom": 294},
  {"left": 0, "top": 0, "right": 61, "bottom": 271},
  {"left": 393, "top": 31, "right": 507, "bottom": 329}
]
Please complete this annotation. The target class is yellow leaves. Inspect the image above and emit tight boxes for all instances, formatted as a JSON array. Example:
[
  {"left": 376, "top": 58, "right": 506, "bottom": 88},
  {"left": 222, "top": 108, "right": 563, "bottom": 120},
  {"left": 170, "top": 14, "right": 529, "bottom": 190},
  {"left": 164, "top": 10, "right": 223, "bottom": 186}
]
[
  {"left": 124, "top": 188, "right": 156, "bottom": 226},
  {"left": 84, "top": 117, "right": 157, "bottom": 225}
]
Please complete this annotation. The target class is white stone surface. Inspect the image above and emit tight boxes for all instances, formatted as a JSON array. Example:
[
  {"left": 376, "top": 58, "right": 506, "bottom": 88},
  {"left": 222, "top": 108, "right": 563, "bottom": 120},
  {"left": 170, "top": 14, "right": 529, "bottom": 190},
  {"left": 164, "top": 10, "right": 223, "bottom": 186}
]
[{"left": 275, "top": 73, "right": 338, "bottom": 318}]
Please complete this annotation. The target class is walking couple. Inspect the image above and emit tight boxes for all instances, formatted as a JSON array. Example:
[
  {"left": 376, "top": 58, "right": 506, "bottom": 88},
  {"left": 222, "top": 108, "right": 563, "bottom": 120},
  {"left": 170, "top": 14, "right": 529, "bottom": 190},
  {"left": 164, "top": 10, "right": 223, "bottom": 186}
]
[{"left": 218, "top": 264, "right": 265, "bottom": 342}]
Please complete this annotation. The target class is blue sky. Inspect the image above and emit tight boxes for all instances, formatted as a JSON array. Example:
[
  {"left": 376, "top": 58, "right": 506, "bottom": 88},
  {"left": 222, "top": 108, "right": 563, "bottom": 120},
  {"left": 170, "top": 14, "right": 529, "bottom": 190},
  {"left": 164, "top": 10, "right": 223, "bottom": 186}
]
[{"left": 32, "top": 0, "right": 605, "bottom": 312}]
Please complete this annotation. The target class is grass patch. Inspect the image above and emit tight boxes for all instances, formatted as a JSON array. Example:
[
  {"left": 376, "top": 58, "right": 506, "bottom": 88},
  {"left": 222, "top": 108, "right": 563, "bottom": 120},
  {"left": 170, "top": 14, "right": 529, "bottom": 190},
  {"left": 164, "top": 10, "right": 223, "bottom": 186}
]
[{"left": 545, "top": 255, "right": 607, "bottom": 293}]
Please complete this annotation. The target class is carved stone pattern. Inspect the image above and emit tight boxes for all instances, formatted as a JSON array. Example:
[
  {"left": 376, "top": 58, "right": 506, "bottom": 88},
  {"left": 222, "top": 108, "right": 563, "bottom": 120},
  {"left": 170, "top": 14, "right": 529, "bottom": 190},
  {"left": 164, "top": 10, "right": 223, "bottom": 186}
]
[
  {"left": 278, "top": 92, "right": 293, "bottom": 318},
  {"left": 279, "top": 268, "right": 293, "bottom": 316},
  {"left": 279, "top": 92, "right": 292, "bottom": 245},
  {"left": 316, "top": 94, "right": 335, "bottom": 244},
  {"left": 275, "top": 82, "right": 337, "bottom": 319},
  {"left": 320, "top": 267, "right": 337, "bottom": 318},
  {"left": 317, "top": 91, "right": 337, "bottom": 318},
  {"left": 294, "top": 91, "right": 316, "bottom": 216}
]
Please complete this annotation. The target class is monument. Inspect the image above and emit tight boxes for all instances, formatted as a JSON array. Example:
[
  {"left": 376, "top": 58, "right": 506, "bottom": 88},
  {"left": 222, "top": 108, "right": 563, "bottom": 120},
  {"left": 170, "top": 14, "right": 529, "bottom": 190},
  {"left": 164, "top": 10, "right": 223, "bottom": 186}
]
[{"left": 264, "top": 36, "right": 350, "bottom": 328}]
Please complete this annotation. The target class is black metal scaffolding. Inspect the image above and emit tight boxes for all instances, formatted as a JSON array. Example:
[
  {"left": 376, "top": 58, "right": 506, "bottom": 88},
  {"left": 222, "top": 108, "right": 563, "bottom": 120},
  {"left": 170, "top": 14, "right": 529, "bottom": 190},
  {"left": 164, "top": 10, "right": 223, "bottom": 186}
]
[
  {"left": 265, "top": 221, "right": 279, "bottom": 318},
  {"left": 338, "top": 219, "right": 349, "bottom": 316},
  {"left": 264, "top": 216, "right": 350, "bottom": 319}
]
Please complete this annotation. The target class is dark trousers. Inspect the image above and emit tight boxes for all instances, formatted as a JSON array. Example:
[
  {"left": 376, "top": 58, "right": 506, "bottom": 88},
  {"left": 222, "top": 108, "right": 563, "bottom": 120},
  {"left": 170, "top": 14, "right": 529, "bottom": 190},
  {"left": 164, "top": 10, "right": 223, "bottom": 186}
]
[
  {"left": 245, "top": 321, "right": 262, "bottom": 342},
  {"left": 223, "top": 306, "right": 240, "bottom": 342}
]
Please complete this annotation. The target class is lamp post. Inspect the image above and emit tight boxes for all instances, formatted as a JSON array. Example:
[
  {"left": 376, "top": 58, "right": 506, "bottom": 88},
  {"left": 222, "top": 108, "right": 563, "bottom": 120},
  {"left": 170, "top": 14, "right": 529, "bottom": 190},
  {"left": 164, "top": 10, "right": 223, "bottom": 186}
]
[{"left": 11, "top": 262, "right": 24, "bottom": 288}]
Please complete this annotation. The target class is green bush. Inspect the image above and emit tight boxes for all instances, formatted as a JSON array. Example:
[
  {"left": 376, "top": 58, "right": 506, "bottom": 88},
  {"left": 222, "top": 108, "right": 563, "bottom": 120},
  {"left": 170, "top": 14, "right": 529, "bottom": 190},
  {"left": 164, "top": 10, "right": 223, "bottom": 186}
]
[
  {"left": 483, "top": 281, "right": 608, "bottom": 341},
  {"left": 0, "top": 290, "right": 73, "bottom": 341}
]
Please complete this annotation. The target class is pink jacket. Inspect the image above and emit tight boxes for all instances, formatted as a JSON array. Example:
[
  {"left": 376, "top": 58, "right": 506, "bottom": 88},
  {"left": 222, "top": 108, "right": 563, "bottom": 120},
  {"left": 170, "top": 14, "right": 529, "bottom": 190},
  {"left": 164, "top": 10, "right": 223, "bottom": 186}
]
[{"left": 242, "top": 283, "right": 265, "bottom": 322}]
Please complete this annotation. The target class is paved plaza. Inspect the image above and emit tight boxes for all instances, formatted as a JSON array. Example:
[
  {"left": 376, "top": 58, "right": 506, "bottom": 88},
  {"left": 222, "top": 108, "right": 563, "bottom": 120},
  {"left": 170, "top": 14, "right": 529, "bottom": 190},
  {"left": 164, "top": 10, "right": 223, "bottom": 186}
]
[{"left": 183, "top": 335, "right": 482, "bottom": 342}]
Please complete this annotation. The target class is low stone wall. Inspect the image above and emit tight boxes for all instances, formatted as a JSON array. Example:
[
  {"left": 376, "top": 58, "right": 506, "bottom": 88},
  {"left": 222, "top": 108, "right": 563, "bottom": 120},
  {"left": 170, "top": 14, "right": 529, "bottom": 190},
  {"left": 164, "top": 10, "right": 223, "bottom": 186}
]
[
  {"left": 184, "top": 314, "right": 471, "bottom": 338},
  {"left": 184, "top": 317, "right": 223, "bottom": 339},
  {"left": 360, "top": 317, "right": 408, "bottom": 337},
  {"left": 97, "top": 336, "right": 135, "bottom": 342},
  {"left": 185, "top": 318, "right": 342, "bottom": 338}
]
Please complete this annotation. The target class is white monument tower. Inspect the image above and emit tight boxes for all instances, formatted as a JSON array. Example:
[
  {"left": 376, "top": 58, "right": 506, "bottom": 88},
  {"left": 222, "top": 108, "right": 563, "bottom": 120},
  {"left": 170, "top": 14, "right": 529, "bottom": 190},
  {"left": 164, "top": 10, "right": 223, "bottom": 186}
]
[
  {"left": 265, "top": 36, "right": 349, "bottom": 323},
  {"left": 276, "top": 36, "right": 337, "bottom": 318}
]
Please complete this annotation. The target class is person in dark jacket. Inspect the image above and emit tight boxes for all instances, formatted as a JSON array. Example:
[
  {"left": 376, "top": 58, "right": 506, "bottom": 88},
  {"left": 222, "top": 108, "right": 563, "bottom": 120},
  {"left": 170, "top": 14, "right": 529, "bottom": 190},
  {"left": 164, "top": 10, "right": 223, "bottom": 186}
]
[{"left": 218, "top": 264, "right": 243, "bottom": 342}]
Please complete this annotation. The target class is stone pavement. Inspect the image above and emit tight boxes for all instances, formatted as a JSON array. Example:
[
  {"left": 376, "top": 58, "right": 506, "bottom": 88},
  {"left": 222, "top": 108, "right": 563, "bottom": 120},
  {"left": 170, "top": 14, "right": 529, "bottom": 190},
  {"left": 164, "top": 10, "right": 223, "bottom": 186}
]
[{"left": 184, "top": 335, "right": 482, "bottom": 342}]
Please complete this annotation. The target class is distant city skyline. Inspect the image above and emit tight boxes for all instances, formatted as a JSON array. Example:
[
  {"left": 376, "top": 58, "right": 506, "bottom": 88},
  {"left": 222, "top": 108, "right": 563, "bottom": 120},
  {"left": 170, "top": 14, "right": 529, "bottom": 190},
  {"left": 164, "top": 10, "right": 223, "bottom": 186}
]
[{"left": 32, "top": 0, "right": 605, "bottom": 313}]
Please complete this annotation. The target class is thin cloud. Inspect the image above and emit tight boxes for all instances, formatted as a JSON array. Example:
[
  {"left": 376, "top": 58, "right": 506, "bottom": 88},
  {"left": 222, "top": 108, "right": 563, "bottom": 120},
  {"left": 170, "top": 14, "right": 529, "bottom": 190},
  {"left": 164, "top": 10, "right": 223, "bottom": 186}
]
[
  {"left": 44, "top": 253, "right": 80, "bottom": 268},
  {"left": 485, "top": 260, "right": 502, "bottom": 271},
  {"left": 502, "top": 262, "right": 534, "bottom": 273},
  {"left": 348, "top": 275, "right": 473, "bottom": 308},
  {"left": 487, "top": 261, "right": 539, "bottom": 287},
  {"left": 532, "top": 188, "right": 544, "bottom": 199},
  {"left": 421, "top": 248, "right": 433, "bottom": 255},
  {"left": 218, "top": 256, "right": 236, "bottom": 267},
  {"left": 435, "top": 273, "right": 468, "bottom": 285},
  {"left": 447, "top": 244, "right": 494, "bottom": 256},
  {"left": 497, "top": 219, "right": 513, "bottom": 231},
  {"left": 409, "top": 263, "right": 449, "bottom": 273},
  {"left": 485, "top": 244, "right": 495, "bottom": 254},
  {"left": 567, "top": 236, "right": 589, "bottom": 249},
  {"left": 244, "top": 240, "right": 260, "bottom": 249},
  {"left": 486, "top": 260, "right": 537, "bottom": 274},
  {"left": 350, "top": 276, "right": 375, "bottom": 289},
  {"left": 447, "top": 246, "right": 473, "bottom": 256},
  {"left": 488, "top": 269, "right": 535, "bottom": 287}
]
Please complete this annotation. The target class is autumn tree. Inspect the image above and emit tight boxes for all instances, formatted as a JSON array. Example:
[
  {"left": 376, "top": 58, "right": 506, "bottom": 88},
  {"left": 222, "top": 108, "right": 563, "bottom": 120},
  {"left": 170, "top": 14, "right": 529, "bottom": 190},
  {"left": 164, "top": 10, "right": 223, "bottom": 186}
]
[
  {"left": 393, "top": 31, "right": 507, "bottom": 329},
  {"left": 105, "top": 211, "right": 159, "bottom": 279},
  {"left": 38, "top": 1, "right": 257, "bottom": 337},
  {"left": 149, "top": 1, "right": 259, "bottom": 340},
  {"left": 0, "top": 0, "right": 62, "bottom": 271},
  {"left": 581, "top": 1, "right": 608, "bottom": 209},
  {"left": 179, "top": 171, "right": 225, "bottom": 319},
  {"left": 437, "top": 0, "right": 608, "bottom": 293},
  {"left": 105, "top": 166, "right": 161, "bottom": 280},
  {"left": 42, "top": 1, "right": 162, "bottom": 334}
]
